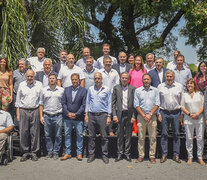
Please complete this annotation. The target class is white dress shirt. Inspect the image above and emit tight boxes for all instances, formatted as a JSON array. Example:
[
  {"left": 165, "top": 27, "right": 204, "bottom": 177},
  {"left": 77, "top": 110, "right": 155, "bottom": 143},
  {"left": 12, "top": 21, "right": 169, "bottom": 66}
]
[
  {"left": 27, "top": 56, "right": 45, "bottom": 73},
  {"left": 156, "top": 68, "right": 163, "bottom": 83},
  {"left": 0, "top": 110, "right": 14, "bottom": 130},
  {"left": 122, "top": 86, "right": 128, "bottom": 110},
  {"left": 144, "top": 63, "right": 155, "bottom": 72},
  {"left": 97, "top": 55, "right": 118, "bottom": 69}
]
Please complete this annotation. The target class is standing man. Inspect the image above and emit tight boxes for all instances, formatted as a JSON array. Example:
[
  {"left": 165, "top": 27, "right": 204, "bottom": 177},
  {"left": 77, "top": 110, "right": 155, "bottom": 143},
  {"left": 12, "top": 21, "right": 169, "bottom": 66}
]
[
  {"left": 173, "top": 54, "right": 192, "bottom": 90},
  {"left": 61, "top": 73, "right": 87, "bottom": 161},
  {"left": 148, "top": 57, "right": 168, "bottom": 88},
  {"left": 144, "top": 53, "right": 155, "bottom": 72},
  {"left": 39, "top": 73, "right": 64, "bottom": 160},
  {"left": 27, "top": 47, "right": 46, "bottom": 73},
  {"left": 134, "top": 74, "right": 159, "bottom": 163},
  {"left": 15, "top": 70, "right": 42, "bottom": 161},
  {"left": 158, "top": 70, "right": 183, "bottom": 163},
  {"left": 57, "top": 54, "right": 85, "bottom": 88},
  {"left": 112, "top": 72, "right": 136, "bottom": 162},
  {"left": 53, "top": 50, "right": 68, "bottom": 74},
  {"left": 85, "top": 72, "right": 112, "bottom": 164},
  {"left": 112, "top": 51, "right": 131, "bottom": 76},
  {"left": 97, "top": 43, "right": 118, "bottom": 69},
  {"left": 76, "top": 47, "right": 100, "bottom": 69},
  {"left": 35, "top": 58, "right": 57, "bottom": 87}
]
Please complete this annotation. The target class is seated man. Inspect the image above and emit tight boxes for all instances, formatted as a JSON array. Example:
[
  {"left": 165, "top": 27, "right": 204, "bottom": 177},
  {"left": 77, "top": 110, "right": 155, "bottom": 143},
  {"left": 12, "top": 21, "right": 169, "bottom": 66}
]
[{"left": 0, "top": 110, "right": 14, "bottom": 153}]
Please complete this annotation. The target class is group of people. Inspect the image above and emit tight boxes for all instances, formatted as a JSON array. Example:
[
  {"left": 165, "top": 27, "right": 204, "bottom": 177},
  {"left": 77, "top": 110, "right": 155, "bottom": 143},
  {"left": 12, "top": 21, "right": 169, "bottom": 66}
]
[{"left": 0, "top": 43, "right": 207, "bottom": 166}]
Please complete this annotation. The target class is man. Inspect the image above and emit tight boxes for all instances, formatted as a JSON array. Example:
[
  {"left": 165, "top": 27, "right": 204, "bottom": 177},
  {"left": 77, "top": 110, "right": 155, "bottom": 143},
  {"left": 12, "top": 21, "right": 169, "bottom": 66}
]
[
  {"left": 144, "top": 53, "right": 155, "bottom": 72},
  {"left": 112, "top": 72, "right": 136, "bottom": 162},
  {"left": 76, "top": 47, "right": 100, "bottom": 69},
  {"left": 158, "top": 70, "right": 183, "bottom": 163},
  {"left": 167, "top": 50, "right": 189, "bottom": 70},
  {"left": 0, "top": 110, "right": 14, "bottom": 153},
  {"left": 173, "top": 54, "right": 192, "bottom": 90},
  {"left": 27, "top": 47, "right": 46, "bottom": 73},
  {"left": 97, "top": 43, "right": 118, "bottom": 69},
  {"left": 61, "top": 73, "right": 87, "bottom": 161},
  {"left": 16, "top": 70, "right": 42, "bottom": 161},
  {"left": 148, "top": 57, "right": 168, "bottom": 88},
  {"left": 82, "top": 56, "right": 99, "bottom": 90},
  {"left": 85, "top": 72, "right": 112, "bottom": 164},
  {"left": 134, "top": 74, "right": 159, "bottom": 163},
  {"left": 112, "top": 51, "right": 131, "bottom": 76},
  {"left": 57, "top": 54, "right": 85, "bottom": 88},
  {"left": 13, "top": 58, "right": 28, "bottom": 134},
  {"left": 36, "top": 58, "right": 57, "bottom": 87},
  {"left": 53, "top": 50, "right": 68, "bottom": 74},
  {"left": 39, "top": 73, "right": 64, "bottom": 160},
  {"left": 99, "top": 56, "right": 120, "bottom": 136}
]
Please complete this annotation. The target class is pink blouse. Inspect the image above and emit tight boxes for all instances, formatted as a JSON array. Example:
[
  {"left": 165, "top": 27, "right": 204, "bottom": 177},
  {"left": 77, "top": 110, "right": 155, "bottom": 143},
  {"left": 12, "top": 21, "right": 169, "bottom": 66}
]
[{"left": 128, "top": 68, "right": 147, "bottom": 88}]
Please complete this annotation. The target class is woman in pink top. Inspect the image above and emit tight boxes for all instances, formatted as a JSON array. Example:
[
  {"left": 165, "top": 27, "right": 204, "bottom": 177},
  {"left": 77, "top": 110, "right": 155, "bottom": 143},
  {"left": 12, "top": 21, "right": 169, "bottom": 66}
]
[
  {"left": 0, "top": 57, "right": 13, "bottom": 111},
  {"left": 128, "top": 56, "right": 147, "bottom": 136}
]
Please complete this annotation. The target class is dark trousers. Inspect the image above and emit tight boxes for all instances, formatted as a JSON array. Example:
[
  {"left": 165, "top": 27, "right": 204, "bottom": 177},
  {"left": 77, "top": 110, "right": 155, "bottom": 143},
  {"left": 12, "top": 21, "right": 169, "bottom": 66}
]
[
  {"left": 19, "top": 108, "right": 40, "bottom": 155},
  {"left": 117, "top": 111, "right": 133, "bottom": 156},
  {"left": 88, "top": 112, "right": 108, "bottom": 157},
  {"left": 12, "top": 93, "right": 19, "bottom": 132},
  {"left": 160, "top": 109, "right": 181, "bottom": 156}
]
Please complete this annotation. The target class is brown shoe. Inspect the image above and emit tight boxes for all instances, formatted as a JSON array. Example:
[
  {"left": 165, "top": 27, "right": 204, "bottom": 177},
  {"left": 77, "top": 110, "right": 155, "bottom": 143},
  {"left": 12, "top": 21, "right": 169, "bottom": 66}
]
[
  {"left": 187, "top": 158, "right": 192, "bottom": 165},
  {"left": 198, "top": 159, "right": 205, "bottom": 166},
  {"left": 76, "top": 154, "right": 83, "bottom": 161},
  {"left": 160, "top": 155, "right": 167, "bottom": 163},
  {"left": 60, "top": 154, "right": 71, "bottom": 161},
  {"left": 172, "top": 156, "right": 181, "bottom": 163},
  {"left": 150, "top": 158, "right": 156, "bottom": 164},
  {"left": 135, "top": 157, "right": 144, "bottom": 163}
]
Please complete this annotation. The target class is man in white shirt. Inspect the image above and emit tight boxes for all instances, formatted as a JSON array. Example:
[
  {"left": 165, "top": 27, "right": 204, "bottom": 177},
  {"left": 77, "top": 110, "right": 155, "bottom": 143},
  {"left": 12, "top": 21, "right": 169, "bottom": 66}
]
[
  {"left": 144, "top": 53, "right": 155, "bottom": 72},
  {"left": 57, "top": 54, "right": 85, "bottom": 88},
  {"left": 97, "top": 43, "right": 118, "bottom": 69},
  {"left": 53, "top": 50, "right": 68, "bottom": 74},
  {"left": 27, "top": 47, "right": 46, "bottom": 73}
]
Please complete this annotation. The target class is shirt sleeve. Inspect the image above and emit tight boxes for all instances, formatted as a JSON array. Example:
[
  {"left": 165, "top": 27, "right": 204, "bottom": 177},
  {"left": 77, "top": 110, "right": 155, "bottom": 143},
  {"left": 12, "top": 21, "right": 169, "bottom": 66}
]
[
  {"left": 6, "top": 112, "right": 14, "bottom": 127},
  {"left": 39, "top": 89, "right": 44, "bottom": 105},
  {"left": 85, "top": 88, "right": 91, "bottom": 112},
  {"left": 107, "top": 90, "right": 112, "bottom": 114},
  {"left": 15, "top": 84, "right": 22, "bottom": 107},
  {"left": 79, "top": 70, "right": 85, "bottom": 80},
  {"left": 57, "top": 70, "right": 63, "bottom": 80},
  {"left": 155, "top": 88, "right": 160, "bottom": 106},
  {"left": 133, "top": 89, "right": 140, "bottom": 108}
]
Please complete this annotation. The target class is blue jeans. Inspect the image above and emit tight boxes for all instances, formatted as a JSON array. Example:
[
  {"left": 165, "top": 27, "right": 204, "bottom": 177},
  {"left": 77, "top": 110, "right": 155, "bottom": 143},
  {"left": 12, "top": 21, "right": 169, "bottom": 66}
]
[
  {"left": 64, "top": 120, "right": 83, "bottom": 155},
  {"left": 160, "top": 109, "right": 181, "bottom": 156},
  {"left": 44, "top": 114, "right": 63, "bottom": 154}
]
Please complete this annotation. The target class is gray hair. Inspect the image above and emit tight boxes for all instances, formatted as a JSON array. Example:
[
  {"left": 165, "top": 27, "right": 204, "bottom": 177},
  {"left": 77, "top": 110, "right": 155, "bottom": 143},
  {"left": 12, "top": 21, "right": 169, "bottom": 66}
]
[
  {"left": 71, "top": 73, "right": 80, "bottom": 80},
  {"left": 146, "top": 53, "right": 154, "bottom": 60},
  {"left": 155, "top": 57, "right": 164, "bottom": 63},
  {"left": 165, "top": 69, "right": 175, "bottom": 76},
  {"left": 44, "top": 58, "right": 52, "bottom": 64},
  {"left": 37, "top": 47, "right": 46, "bottom": 53},
  {"left": 19, "top": 58, "right": 29, "bottom": 66},
  {"left": 103, "top": 56, "right": 112, "bottom": 63}
]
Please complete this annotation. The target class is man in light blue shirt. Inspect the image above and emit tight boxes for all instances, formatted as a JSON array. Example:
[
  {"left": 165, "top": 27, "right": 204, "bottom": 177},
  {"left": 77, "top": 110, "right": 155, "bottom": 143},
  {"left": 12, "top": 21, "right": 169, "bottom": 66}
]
[
  {"left": 85, "top": 72, "right": 111, "bottom": 164},
  {"left": 134, "top": 74, "right": 159, "bottom": 164}
]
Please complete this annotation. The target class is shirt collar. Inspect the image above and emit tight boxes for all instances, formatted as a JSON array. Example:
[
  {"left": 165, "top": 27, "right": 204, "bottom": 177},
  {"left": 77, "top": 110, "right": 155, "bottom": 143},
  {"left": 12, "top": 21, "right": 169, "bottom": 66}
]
[
  {"left": 141, "top": 86, "right": 153, "bottom": 91},
  {"left": 122, "top": 85, "right": 128, "bottom": 91},
  {"left": 84, "top": 67, "right": 95, "bottom": 73},
  {"left": 156, "top": 68, "right": 163, "bottom": 73},
  {"left": 72, "top": 85, "right": 80, "bottom": 91},
  {"left": 26, "top": 80, "right": 36, "bottom": 87},
  {"left": 47, "top": 85, "right": 58, "bottom": 91}
]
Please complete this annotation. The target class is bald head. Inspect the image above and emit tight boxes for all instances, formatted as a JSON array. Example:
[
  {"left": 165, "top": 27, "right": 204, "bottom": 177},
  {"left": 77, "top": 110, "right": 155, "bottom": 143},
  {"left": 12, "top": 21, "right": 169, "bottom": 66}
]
[
  {"left": 26, "top": 70, "right": 35, "bottom": 85},
  {"left": 94, "top": 72, "right": 102, "bottom": 87},
  {"left": 43, "top": 58, "right": 52, "bottom": 74}
]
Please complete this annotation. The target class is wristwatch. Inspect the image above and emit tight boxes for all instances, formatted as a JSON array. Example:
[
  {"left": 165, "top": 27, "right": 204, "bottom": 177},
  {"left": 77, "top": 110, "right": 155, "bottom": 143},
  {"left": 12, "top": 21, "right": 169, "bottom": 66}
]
[{"left": 150, "top": 112, "right": 153, "bottom": 116}]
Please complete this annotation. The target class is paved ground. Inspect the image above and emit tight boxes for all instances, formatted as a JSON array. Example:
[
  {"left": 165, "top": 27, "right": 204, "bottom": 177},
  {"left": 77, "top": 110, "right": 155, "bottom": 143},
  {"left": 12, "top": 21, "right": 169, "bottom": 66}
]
[{"left": 0, "top": 156, "right": 206, "bottom": 180}]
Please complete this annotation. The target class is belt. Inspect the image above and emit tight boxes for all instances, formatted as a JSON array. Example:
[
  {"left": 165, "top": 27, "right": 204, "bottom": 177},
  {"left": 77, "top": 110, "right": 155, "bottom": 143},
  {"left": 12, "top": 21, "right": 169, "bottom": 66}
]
[
  {"left": 89, "top": 112, "right": 107, "bottom": 116},
  {"left": 44, "top": 112, "right": 62, "bottom": 117},
  {"left": 122, "top": 110, "right": 128, "bottom": 113},
  {"left": 20, "top": 107, "right": 38, "bottom": 111},
  {"left": 161, "top": 109, "right": 180, "bottom": 114}
]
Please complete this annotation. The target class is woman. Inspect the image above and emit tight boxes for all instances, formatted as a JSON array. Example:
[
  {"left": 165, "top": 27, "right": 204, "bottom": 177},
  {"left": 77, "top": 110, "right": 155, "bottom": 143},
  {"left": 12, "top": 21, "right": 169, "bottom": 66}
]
[
  {"left": 127, "top": 53, "right": 135, "bottom": 65},
  {"left": 181, "top": 78, "right": 205, "bottom": 165},
  {"left": 128, "top": 56, "right": 147, "bottom": 136},
  {"left": 194, "top": 61, "right": 207, "bottom": 93},
  {"left": 0, "top": 57, "right": 13, "bottom": 111}
]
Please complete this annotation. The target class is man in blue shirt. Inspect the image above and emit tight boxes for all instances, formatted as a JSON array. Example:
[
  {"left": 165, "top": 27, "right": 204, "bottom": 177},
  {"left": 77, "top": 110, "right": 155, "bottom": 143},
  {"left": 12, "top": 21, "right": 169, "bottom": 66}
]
[
  {"left": 134, "top": 74, "right": 159, "bottom": 164},
  {"left": 85, "top": 72, "right": 112, "bottom": 164}
]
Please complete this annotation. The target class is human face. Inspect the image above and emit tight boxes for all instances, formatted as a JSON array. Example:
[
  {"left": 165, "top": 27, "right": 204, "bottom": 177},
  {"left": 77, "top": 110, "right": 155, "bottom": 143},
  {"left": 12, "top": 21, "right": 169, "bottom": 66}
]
[
  {"left": 128, "top": 55, "right": 134, "bottom": 65},
  {"left": 121, "top": 73, "right": 129, "bottom": 87},
  {"left": 187, "top": 80, "right": 195, "bottom": 93},
  {"left": 165, "top": 72, "right": 174, "bottom": 86},
  {"left": 134, "top": 57, "right": 142, "bottom": 68},
  {"left": 119, "top": 52, "right": 127, "bottom": 64},
  {"left": 83, "top": 48, "right": 90, "bottom": 58},
  {"left": 200, "top": 62, "right": 207, "bottom": 74},
  {"left": 146, "top": 54, "right": 154, "bottom": 67},
  {"left": 26, "top": 70, "right": 35, "bottom": 85},
  {"left": 174, "top": 51, "right": 179, "bottom": 60},
  {"left": 67, "top": 54, "right": 75, "bottom": 68},
  {"left": 142, "top": 75, "right": 151, "bottom": 88},
  {"left": 0, "top": 59, "right": 7, "bottom": 70},
  {"left": 103, "top": 45, "right": 110, "bottom": 56},
  {"left": 60, "top": 51, "right": 67, "bottom": 62},
  {"left": 43, "top": 60, "right": 52, "bottom": 73},
  {"left": 104, "top": 58, "right": 112, "bottom": 70},
  {"left": 49, "top": 75, "right": 57, "bottom": 86},
  {"left": 71, "top": 75, "right": 79, "bottom": 89},
  {"left": 94, "top": 73, "right": 102, "bottom": 87},
  {"left": 19, "top": 61, "right": 26, "bottom": 72},
  {"left": 176, "top": 56, "right": 184, "bottom": 68},
  {"left": 86, "top": 58, "right": 93, "bottom": 68},
  {"left": 37, "top": 50, "right": 45, "bottom": 59},
  {"left": 155, "top": 59, "right": 163, "bottom": 71}
]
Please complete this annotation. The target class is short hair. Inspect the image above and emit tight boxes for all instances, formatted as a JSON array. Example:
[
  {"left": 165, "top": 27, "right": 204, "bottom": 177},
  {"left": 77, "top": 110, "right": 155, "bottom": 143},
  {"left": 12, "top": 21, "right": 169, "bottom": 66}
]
[
  {"left": 26, "top": 69, "right": 35, "bottom": 76},
  {"left": 102, "top": 43, "right": 110, "bottom": 48},
  {"left": 103, "top": 56, "right": 112, "bottom": 63},
  {"left": 71, "top": 73, "right": 80, "bottom": 80},
  {"left": 176, "top": 54, "right": 185, "bottom": 61},
  {"left": 59, "top": 50, "right": 67, "bottom": 54},
  {"left": 165, "top": 69, "right": 175, "bottom": 76},
  {"left": 19, "top": 58, "right": 29, "bottom": 66},
  {"left": 119, "top": 51, "right": 127, "bottom": 57},
  {"left": 48, "top": 72, "right": 57, "bottom": 79},
  {"left": 142, "top": 73, "right": 151, "bottom": 80},
  {"left": 85, "top": 56, "right": 94, "bottom": 61},
  {"left": 186, "top": 78, "right": 198, "bottom": 92},
  {"left": 120, "top": 72, "right": 129, "bottom": 77},
  {"left": 155, "top": 57, "right": 164, "bottom": 63},
  {"left": 174, "top": 50, "right": 181, "bottom": 54},
  {"left": 43, "top": 58, "right": 52, "bottom": 64},
  {"left": 146, "top": 53, "right": 154, "bottom": 60},
  {"left": 37, "top": 47, "right": 45, "bottom": 53},
  {"left": 83, "top": 46, "right": 90, "bottom": 51}
]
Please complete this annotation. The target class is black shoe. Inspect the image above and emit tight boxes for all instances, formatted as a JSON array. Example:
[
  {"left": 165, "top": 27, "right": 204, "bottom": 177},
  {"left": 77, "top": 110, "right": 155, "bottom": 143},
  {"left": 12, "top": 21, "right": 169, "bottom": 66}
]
[
  {"left": 45, "top": 153, "right": 53, "bottom": 160},
  {"left": 87, "top": 155, "right": 95, "bottom": 163},
  {"left": 102, "top": 155, "right": 109, "bottom": 164},
  {"left": 31, "top": 154, "right": 38, "bottom": 161},
  {"left": 53, "top": 153, "right": 59, "bottom": 160},
  {"left": 20, "top": 154, "right": 28, "bottom": 162},
  {"left": 115, "top": 154, "right": 123, "bottom": 162},
  {"left": 125, "top": 155, "right": 132, "bottom": 162}
]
